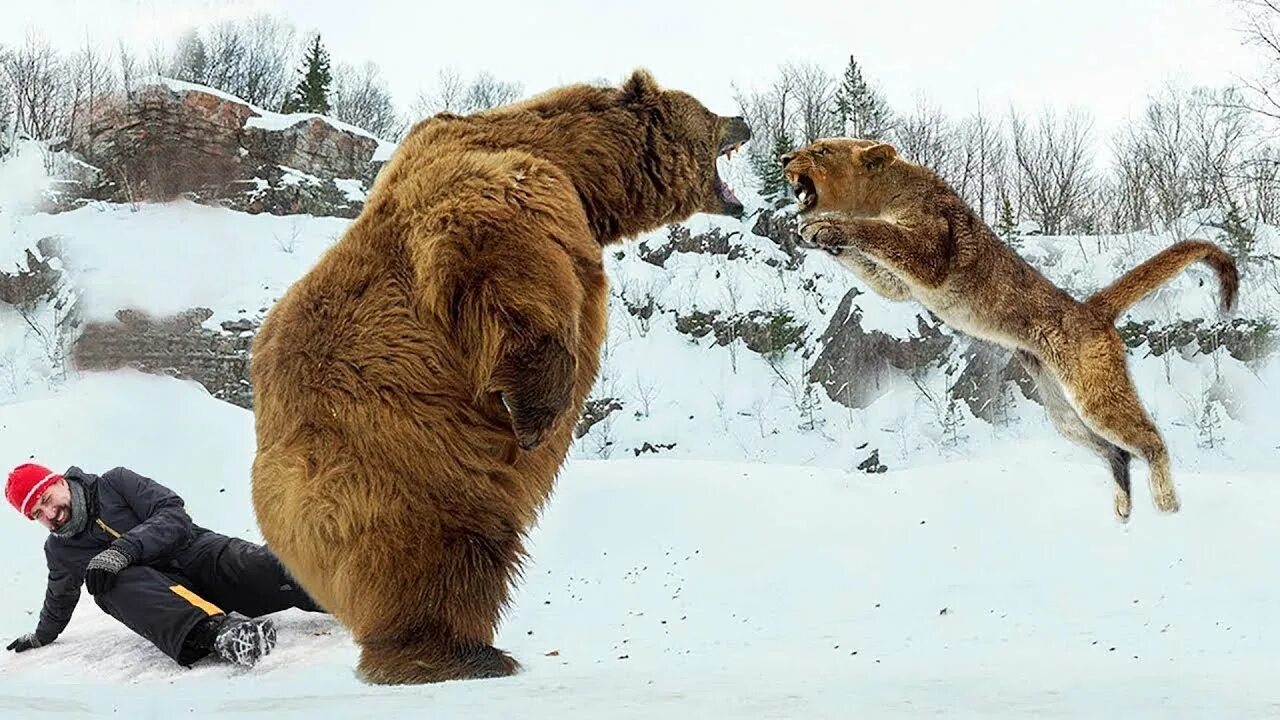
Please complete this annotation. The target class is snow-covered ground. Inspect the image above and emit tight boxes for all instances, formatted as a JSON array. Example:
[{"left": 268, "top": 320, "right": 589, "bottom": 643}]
[
  {"left": 0, "top": 372, "right": 1277, "bottom": 718},
  {"left": 1, "top": 120, "right": 1279, "bottom": 716}
]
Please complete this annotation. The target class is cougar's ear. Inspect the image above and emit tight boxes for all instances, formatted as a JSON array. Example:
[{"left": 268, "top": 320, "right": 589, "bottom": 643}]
[
  {"left": 860, "top": 143, "right": 898, "bottom": 171},
  {"left": 621, "top": 68, "right": 660, "bottom": 104}
]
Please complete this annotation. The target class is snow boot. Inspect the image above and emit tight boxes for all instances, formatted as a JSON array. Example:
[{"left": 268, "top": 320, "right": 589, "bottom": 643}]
[{"left": 212, "top": 614, "right": 277, "bottom": 667}]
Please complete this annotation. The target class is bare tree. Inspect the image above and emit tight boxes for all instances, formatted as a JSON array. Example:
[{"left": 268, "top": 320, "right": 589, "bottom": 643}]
[
  {"left": 1079, "top": 174, "right": 1123, "bottom": 236},
  {"left": 1105, "top": 84, "right": 1252, "bottom": 232},
  {"left": 1231, "top": 0, "right": 1280, "bottom": 132},
  {"left": 118, "top": 40, "right": 139, "bottom": 99},
  {"left": 464, "top": 70, "right": 522, "bottom": 112},
  {"left": 734, "top": 85, "right": 783, "bottom": 158},
  {"left": 1240, "top": 144, "right": 1280, "bottom": 222},
  {"left": 63, "top": 38, "right": 117, "bottom": 140},
  {"left": 240, "top": 15, "right": 297, "bottom": 108},
  {"left": 204, "top": 21, "right": 243, "bottom": 95},
  {"left": 201, "top": 15, "right": 297, "bottom": 107},
  {"left": 1130, "top": 84, "right": 1195, "bottom": 228},
  {"left": 331, "top": 61, "right": 401, "bottom": 139},
  {"left": 144, "top": 38, "right": 169, "bottom": 80},
  {"left": 892, "top": 96, "right": 955, "bottom": 177},
  {"left": 783, "top": 61, "right": 838, "bottom": 143},
  {"left": 1137, "top": 3, "right": 1280, "bottom": 225},
  {"left": 1108, "top": 126, "right": 1155, "bottom": 232},
  {"left": 410, "top": 67, "right": 522, "bottom": 119},
  {"left": 952, "top": 104, "right": 1008, "bottom": 225},
  {"left": 1187, "top": 86, "right": 1252, "bottom": 210},
  {"left": 411, "top": 67, "right": 466, "bottom": 118},
  {"left": 2, "top": 32, "right": 65, "bottom": 141},
  {"left": 1009, "top": 107, "right": 1095, "bottom": 235},
  {"left": 734, "top": 68, "right": 797, "bottom": 190},
  {"left": 437, "top": 68, "right": 467, "bottom": 111},
  {"left": 0, "top": 45, "right": 13, "bottom": 146}
]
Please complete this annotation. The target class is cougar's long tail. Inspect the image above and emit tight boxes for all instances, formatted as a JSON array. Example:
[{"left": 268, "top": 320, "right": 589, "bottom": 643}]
[{"left": 1086, "top": 240, "right": 1238, "bottom": 323}]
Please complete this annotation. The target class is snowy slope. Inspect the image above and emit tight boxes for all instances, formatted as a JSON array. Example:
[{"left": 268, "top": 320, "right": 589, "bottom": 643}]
[
  {"left": 0, "top": 372, "right": 1278, "bottom": 718},
  {"left": 4, "top": 178, "right": 1277, "bottom": 476}
]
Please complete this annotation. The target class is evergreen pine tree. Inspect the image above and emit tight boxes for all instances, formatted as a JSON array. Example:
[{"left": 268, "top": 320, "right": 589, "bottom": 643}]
[
  {"left": 1196, "top": 392, "right": 1223, "bottom": 449},
  {"left": 832, "top": 75, "right": 853, "bottom": 134},
  {"left": 760, "top": 130, "right": 796, "bottom": 207},
  {"left": 831, "top": 55, "right": 893, "bottom": 140},
  {"left": 797, "top": 382, "right": 820, "bottom": 432},
  {"left": 941, "top": 394, "right": 968, "bottom": 449},
  {"left": 282, "top": 34, "right": 332, "bottom": 114},
  {"left": 995, "top": 193, "right": 1020, "bottom": 251},
  {"left": 939, "top": 360, "right": 969, "bottom": 451},
  {"left": 171, "top": 30, "right": 208, "bottom": 85},
  {"left": 1209, "top": 199, "right": 1255, "bottom": 266}
]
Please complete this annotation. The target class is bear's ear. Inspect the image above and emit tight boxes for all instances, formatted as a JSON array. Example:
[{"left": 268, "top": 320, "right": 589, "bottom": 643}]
[
  {"left": 621, "top": 68, "right": 660, "bottom": 103},
  {"left": 860, "top": 143, "right": 898, "bottom": 171}
]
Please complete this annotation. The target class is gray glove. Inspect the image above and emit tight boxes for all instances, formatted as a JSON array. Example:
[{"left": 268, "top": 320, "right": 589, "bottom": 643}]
[
  {"left": 6, "top": 633, "right": 44, "bottom": 653},
  {"left": 85, "top": 547, "right": 132, "bottom": 596}
]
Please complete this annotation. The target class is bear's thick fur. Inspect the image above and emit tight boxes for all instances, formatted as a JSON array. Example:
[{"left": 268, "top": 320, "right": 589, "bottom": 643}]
[{"left": 248, "top": 70, "right": 750, "bottom": 684}]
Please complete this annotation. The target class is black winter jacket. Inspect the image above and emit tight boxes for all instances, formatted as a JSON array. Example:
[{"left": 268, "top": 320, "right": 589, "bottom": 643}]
[{"left": 35, "top": 466, "right": 209, "bottom": 643}]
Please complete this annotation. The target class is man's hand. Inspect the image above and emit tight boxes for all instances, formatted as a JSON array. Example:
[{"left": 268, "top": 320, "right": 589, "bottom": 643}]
[
  {"left": 6, "top": 633, "right": 44, "bottom": 653},
  {"left": 84, "top": 548, "right": 131, "bottom": 596}
]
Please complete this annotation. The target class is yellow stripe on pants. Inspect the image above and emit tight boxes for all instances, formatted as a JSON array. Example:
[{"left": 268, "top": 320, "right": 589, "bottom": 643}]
[{"left": 169, "top": 585, "right": 223, "bottom": 616}]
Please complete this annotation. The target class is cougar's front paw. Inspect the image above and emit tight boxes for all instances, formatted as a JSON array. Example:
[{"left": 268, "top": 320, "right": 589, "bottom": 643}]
[{"left": 797, "top": 214, "right": 845, "bottom": 255}]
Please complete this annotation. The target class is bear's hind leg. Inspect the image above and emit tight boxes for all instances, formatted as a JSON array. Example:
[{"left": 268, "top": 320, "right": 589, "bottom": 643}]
[
  {"left": 356, "top": 623, "right": 519, "bottom": 684},
  {"left": 355, "top": 526, "right": 527, "bottom": 685}
]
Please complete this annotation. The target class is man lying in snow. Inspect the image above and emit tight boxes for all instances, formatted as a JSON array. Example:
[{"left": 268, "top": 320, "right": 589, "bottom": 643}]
[{"left": 4, "top": 462, "right": 325, "bottom": 667}]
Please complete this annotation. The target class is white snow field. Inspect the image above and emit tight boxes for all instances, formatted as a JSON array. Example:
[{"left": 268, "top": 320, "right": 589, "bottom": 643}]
[{"left": 0, "top": 373, "right": 1276, "bottom": 718}]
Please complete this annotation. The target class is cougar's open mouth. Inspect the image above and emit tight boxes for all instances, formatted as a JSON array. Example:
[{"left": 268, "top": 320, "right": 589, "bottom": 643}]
[{"left": 790, "top": 173, "right": 817, "bottom": 212}]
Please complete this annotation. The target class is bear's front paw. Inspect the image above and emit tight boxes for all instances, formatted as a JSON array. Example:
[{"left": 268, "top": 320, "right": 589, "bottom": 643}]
[
  {"left": 495, "top": 334, "right": 577, "bottom": 451},
  {"left": 501, "top": 392, "right": 560, "bottom": 450}
]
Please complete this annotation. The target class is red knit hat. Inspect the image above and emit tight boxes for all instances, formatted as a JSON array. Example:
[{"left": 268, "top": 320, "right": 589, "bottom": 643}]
[{"left": 6, "top": 463, "right": 62, "bottom": 518}]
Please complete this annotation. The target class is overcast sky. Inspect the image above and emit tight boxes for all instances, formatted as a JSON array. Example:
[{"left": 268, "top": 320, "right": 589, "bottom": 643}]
[{"left": 2, "top": 0, "right": 1267, "bottom": 142}]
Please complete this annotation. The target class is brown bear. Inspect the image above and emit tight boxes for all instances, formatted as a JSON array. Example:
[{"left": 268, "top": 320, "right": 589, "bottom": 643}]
[{"left": 248, "top": 69, "right": 750, "bottom": 685}]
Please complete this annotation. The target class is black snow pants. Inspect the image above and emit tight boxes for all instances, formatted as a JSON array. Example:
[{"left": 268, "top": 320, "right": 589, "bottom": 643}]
[{"left": 91, "top": 531, "right": 323, "bottom": 665}]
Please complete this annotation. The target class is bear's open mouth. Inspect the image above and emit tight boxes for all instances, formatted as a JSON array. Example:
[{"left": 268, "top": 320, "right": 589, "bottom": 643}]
[
  {"left": 715, "top": 140, "right": 746, "bottom": 212},
  {"left": 790, "top": 173, "right": 817, "bottom": 212}
]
